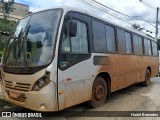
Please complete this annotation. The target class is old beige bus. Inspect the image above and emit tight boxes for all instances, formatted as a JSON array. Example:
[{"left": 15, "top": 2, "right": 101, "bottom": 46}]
[{"left": 0, "top": 6, "right": 159, "bottom": 111}]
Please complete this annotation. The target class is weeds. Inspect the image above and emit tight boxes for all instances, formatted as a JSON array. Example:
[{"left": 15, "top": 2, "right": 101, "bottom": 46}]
[{"left": 0, "top": 99, "right": 13, "bottom": 110}]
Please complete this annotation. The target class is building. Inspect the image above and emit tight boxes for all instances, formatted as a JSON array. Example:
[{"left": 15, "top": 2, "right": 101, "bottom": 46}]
[{"left": 0, "top": 2, "right": 29, "bottom": 21}]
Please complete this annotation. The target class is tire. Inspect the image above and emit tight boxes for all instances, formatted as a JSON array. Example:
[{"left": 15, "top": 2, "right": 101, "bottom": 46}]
[
  {"left": 142, "top": 69, "right": 151, "bottom": 87},
  {"left": 87, "top": 76, "right": 107, "bottom": 108}
]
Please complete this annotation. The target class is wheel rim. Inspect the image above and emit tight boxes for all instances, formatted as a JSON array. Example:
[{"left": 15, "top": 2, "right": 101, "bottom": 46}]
[{"left": 94, "top": 84, "right": 105, "bottom": 101}]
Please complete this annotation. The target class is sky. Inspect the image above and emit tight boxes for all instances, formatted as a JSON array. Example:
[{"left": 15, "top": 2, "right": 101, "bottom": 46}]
[{"left": 14, "top": 0, "right": 160, "bottom": 37}]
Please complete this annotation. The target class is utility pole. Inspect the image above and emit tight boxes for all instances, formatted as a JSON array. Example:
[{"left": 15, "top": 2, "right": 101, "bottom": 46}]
[
  {"left": 156, "top": 7, "right": 159, "bottom": 41},
  {"left": 139, "top": 0, "right": 159, "bottom": 40}
]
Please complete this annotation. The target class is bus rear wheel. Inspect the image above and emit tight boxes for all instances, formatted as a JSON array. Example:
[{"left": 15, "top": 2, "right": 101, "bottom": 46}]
[
  {"left": 142, "top": 69, "right": 151, "bottom": 87},
  {"left": 88, "top": 76, "right": 107, "bottom": 108}
]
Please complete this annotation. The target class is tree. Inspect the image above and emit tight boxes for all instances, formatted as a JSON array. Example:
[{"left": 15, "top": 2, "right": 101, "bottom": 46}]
[
  {"left": 0, "top": 18, "right": 15, "bottom": 54},
  {"left": 0, "top": 0, "right": 15, "bottom": 31},
  {"left": 0, "top": 0, "right": 15, "bottom": 55}
]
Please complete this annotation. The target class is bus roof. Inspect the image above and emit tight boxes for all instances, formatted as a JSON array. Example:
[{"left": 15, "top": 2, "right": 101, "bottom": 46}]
[{"left": 28, "top": 6, "right": 156, "bottom": 41}]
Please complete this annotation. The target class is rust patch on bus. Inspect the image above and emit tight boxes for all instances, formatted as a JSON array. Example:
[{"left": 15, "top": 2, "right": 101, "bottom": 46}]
[{"left": 97, "top": 55, "right": 159, "bottom": 93}]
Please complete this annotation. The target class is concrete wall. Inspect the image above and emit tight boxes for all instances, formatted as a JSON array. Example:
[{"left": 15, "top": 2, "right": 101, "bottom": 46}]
[
  {"left": 11, "top": 3, "right": 29, "bottom": 17},
  {"left": 0, "top": 2, "right": 29, "bottom": 21}
]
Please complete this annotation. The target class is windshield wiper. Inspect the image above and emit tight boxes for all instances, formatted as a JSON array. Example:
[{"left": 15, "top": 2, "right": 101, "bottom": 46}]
[
  {"left": 23, "top": 25, "right": 31, "bottom": 71},
  {"left": 4, "top": 28, "right": 24, "bottom": 67},
  {"left": 15, "top": 28, "right": 24, "bottom": 68}
]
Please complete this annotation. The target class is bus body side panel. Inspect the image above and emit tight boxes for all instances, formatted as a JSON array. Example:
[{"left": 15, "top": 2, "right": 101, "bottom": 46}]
[
  {"left": 58, "top": 57, "right": 95, "bottom": 110},
  {"left": 98, "top": 54, "right": 158, "bottom": 93},
  {"left": 149, "top": 56, "right": 159, "bottom": 77},
  {"left": 98, "top": 54, "right": 138, "bottom": 93}
]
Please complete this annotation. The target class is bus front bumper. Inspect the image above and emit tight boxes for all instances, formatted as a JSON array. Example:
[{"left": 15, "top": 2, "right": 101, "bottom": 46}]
[{"left": 1, "top": 82, "right": 58, "bottom": 112}]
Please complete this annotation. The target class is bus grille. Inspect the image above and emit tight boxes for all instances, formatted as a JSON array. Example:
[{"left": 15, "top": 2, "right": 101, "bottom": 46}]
[
  {"left": 4, "top": 80, "right": 31, "bottom": 92},
  {"left": 10, "top": 96, "right": 27, "bottom": 102}
]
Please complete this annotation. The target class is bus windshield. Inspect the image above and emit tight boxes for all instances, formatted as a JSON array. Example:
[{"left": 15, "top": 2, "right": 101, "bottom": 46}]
[{"left": 3, "top": 9, "right": 62, "bottom": 73}]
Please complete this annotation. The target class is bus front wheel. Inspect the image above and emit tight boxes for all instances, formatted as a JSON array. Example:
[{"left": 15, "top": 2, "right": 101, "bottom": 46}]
[
  {"left": 142, "top": 69, "right": 151, "bottom": 87},
  {"left": 87, "top": 76, "right": 107, "bottom": 108}
]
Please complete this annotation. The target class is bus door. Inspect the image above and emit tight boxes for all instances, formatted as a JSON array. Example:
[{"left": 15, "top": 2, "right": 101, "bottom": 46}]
[{"left": 57, "top": 13, "right": 93, "bottom": 110}]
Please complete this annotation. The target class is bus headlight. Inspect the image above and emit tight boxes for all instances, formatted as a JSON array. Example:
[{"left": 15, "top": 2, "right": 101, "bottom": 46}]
[{"left": 32, "top": 72, "right": 51, "bottom": 91}]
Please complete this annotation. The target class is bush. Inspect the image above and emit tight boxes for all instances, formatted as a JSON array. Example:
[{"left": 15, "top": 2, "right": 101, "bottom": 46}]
[
  {"left": 0, "top": 18, "right": 15, "bottom": 55},
  {"left": 0, "top": 18, "right": 15, "bottom": 32}
]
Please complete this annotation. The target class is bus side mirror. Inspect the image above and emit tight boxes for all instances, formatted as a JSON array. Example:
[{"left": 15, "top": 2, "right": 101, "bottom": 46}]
[{"left": 69, "top": 21, "right": 77, "bottom": 37}]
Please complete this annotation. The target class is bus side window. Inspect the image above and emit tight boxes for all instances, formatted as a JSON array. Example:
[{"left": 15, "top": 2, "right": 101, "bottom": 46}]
[
  {"left": 138, "top": 37, "right": 143, "bottom": 55},
  {"left": 133, "top": 35, "right": 139, "bottom": 55},
  {"left": 125, "top": 32, "right": 132, "bottom": 54},
  {"left": 61, "top": 21, "right": 71, "bottom": 52},
  {"left": 106, "top": 25, "right": 116, "bottom": 52},
  {"left": 148, "top": 40, "right": 152, "bottom": 55},
  {"left": 92, "top": 20, "right": 106, "bottom": 52},
  {"left": 152, "top": 41, "right": 158, "bottom": 56},
  {"left": 144, "top": 38, "right": 152, "bottom": 56},
  {"left": 117, "top": 29, "right": 126, "bottom": 54},
  {"left": 59, "top": 19, "right": 89, "bottom": 69}
]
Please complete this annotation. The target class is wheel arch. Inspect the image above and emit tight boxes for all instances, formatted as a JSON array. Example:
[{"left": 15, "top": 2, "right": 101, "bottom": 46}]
[
  {"left": 96, "top": 72, "right": 111, "bottom": 98},
  {"left": 147, "top": 66, "right": 151, "bottom": 74}
]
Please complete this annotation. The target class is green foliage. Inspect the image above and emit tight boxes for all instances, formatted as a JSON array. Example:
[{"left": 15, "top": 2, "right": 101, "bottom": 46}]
[
  {"left": 0, "top": 18, "right": 15, "bottom": 31},
  {"left": 0, "top": 35, "right": 8, "bottom": 52}
]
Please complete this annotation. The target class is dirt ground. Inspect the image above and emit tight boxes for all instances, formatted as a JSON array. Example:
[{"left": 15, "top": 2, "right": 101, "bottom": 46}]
[{"left": 0, "top": 77, "right": 160, "bottom": 120}]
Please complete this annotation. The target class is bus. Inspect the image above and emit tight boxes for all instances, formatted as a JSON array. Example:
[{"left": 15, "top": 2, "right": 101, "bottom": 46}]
[{"left": 0, "top": 6, "right": 159, "bottom": 111}]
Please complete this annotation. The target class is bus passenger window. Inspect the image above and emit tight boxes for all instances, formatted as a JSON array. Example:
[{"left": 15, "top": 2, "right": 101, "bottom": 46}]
[
  {"left": 125, "top": 32, "right": 132, "bottom": 54},
  {"left": 148, "top": 40, "right": 152, "bottom": 55},
  {"left": 144, "top": 39, "right": 152, "bottom": 55},
  {"left": 133, "top": 35, "right": 139, "bottom": 55},
  {"left": 59, "top": 20, "right": 89, "bottom": 69},
  {"left": 152, "top": 41, "right": 158, "bottom": 56},
  {"left": 106, "top": 25, "right": 116, "bottom": 52},
  {"left": 138, "top": 37, "right": 143, "bottom": 55},
  {"left": 117, "top": 29, "right": 126, "bottom": 53},
  {"left": 92, "top": 20, "right": 106, "bottom": 52}
]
